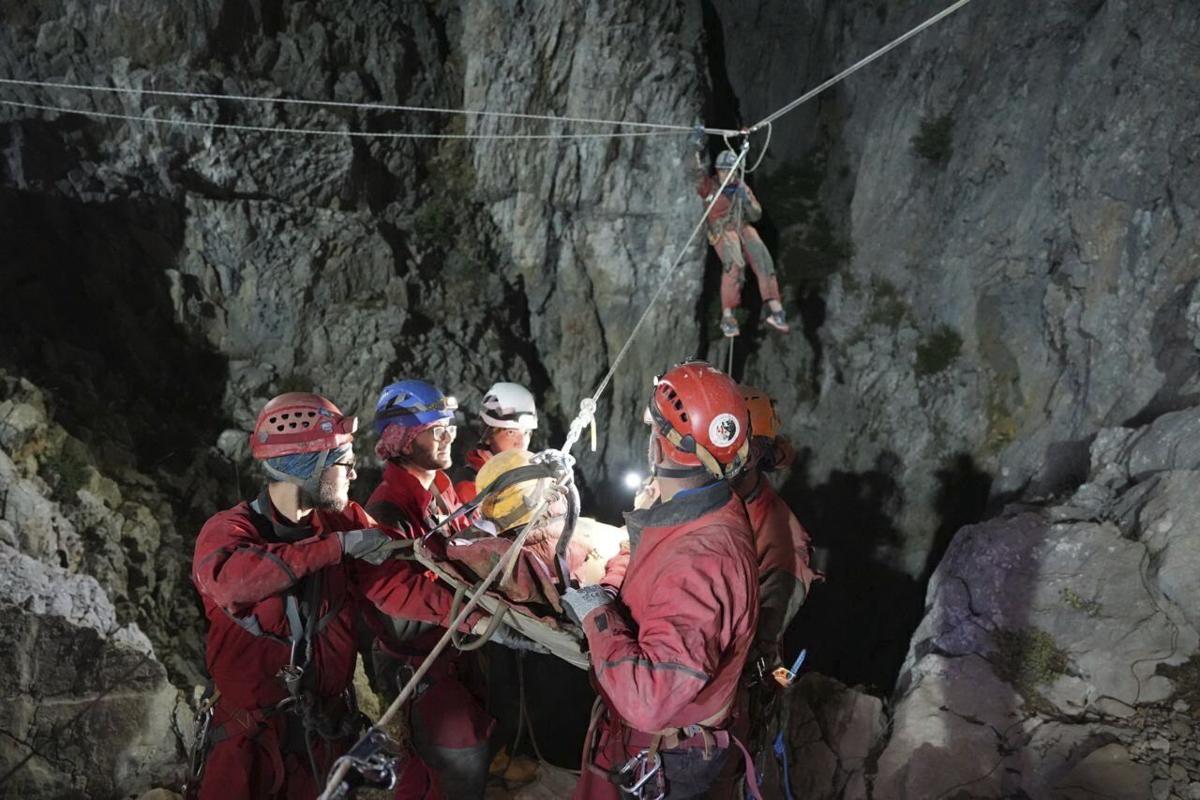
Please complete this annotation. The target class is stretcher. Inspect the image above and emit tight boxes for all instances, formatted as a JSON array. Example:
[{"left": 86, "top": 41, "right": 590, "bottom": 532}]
[{"left": 410, "top": 515, "right": 626, "bottom": 670}]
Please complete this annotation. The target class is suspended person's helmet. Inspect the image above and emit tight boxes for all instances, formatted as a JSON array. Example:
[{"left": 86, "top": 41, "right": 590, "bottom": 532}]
[
  {"left": 373, "top": 379, "right": 458, "bottom": 434},
  {"left": 647, "top": 361, "right": 750, "bottom": 479},
  {"left": 250, "top": 392, "right": 358, "bottom": 491},
  {"left": 740, "top": 385, "right": 781, "bottom": 440},
  {"left": 715, "top": 150, "right": 739, "bottom": 171},
  {"left": 475, "top": 449, "right": 556, "bottom": 533},
  {"left": 480, "top": 382, "right": 538, "bottom": 431}
]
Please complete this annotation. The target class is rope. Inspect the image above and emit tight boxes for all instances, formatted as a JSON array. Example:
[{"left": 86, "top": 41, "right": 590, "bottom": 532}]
[
  {"left": 317, "top": 492, "right": 558, "bottom": 800},
  {"left": 743, "top": 123, "right": 772, "bottom": 174},
  {"left": 0, "top": 75, "right": 741, "bottom": 136},
  {"left": 0, "top": 99, "right": 688, "bottom": 141},
  {"left": 561, "top": 140, "right": 750, "bottom": 452},
  {"left": 748, "top": 0, "right": 976, "bottom": 131}
]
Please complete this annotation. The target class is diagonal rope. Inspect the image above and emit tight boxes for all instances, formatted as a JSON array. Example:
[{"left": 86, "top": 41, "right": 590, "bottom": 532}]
[
  {"left": 749, "top": 0, "right": 976, "bottom": 131},
  {"left": 0, "top": 99, "right": 686, "bottom": 140},
  {"left": 0, "top": 75, "right": 740, "bottom": 136},
  {"left": 561, "top": 142, "right": 750, "bottom": 453},
  {"left": 316, "top": 493, "right": 558, "bottom": 800}
]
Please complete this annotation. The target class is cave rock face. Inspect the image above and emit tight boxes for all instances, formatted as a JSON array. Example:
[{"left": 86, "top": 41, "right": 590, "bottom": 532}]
[
  {"left": 871, "top": 409, "right": 1200, "bottom": 799},
  {"left": 0, "top": 544, "right": 187, "bottom": 799}
]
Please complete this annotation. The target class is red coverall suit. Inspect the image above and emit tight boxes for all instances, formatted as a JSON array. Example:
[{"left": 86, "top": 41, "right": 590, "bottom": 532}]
[
  {"left": 710, "top": 471, "right": 821, "bottom": 798},
  {"left": 574, "top": 481, "right": 759, "bottom": 800},
  {"left": 452, "top": 448, "right": 492, "bottom": 503},
  {"left": 696, "top": 173, "right": 781, "bottom": 312},
  {"left": 191, "top": 492, "right": 465, "bottom": 800},
  {"left": 365, "top": 461, "right": 495, "bottom": 799},
  {"left": 743, "top": 473, "right": 818, "bottom": 651}
]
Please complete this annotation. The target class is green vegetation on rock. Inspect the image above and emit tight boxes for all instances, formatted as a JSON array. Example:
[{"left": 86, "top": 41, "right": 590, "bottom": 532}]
[
  {"left": 915, "top": 324, "right": 963, "bottom": 377},
  {"left": 912, "top": 113, "right": 955, "bottom": 164},
  {"left": 991, "top": 627, "right": 1070, "bottom": 714},
  {"left": 1060, "top": 587, "right": 1102, "bottom": 617}
]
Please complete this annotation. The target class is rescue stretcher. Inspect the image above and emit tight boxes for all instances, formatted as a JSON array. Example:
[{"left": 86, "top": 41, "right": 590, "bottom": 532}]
[{"left": 405, "top": 515, "right": 626, "bottom": 670}]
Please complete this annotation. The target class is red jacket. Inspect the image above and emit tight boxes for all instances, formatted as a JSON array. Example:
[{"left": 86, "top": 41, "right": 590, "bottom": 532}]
[
  {"left": 581, "top": 482, "right": 759, "bottom": 733},
  {"left": 696, "top": 173, "right": 763, "bottom": 239},
  {"left": 367, "top": 462, "right": 470, "bottom": 539},
  {"left": 452, "top": 449, "right": 492, "bottom": 503},
  {"left": 365, "top": 462, "right": 472, "bottom": 656},
  {"left": 741, "top": 473, "right": 818, "bottom": 648},
  {"left": 192, "top": 492, "right": 458, "bottom": 712}
]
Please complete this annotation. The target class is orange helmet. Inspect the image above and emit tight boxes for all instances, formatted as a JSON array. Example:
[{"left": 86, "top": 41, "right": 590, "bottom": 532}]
[
  {"left": 647, "top": 361, "right": 749, "bottom": 479},
  {"left": 740, "top": 385, "right": 780, "bottom": 440},
  {"left": 250, "top": 393, "right": 358, "bottom": 460}
]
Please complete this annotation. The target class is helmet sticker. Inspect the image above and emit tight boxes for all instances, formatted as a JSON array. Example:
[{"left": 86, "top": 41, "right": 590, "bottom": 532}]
[{"left": 709, "top": 414, "right": 740, "bottom": 448}]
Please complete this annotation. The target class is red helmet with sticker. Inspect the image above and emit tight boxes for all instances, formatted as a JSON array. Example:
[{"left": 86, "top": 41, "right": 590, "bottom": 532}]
[
  {"left": 250, "top": 392, "right": 358, "bottom": 460},
  {"left": 647, "top": 361, "right": 750, "bottom": 478}
]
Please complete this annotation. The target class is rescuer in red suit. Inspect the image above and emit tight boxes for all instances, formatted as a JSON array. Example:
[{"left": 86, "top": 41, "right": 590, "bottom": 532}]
[
  {"left": 189, "top": 392, "right": 476, "bottom": 800},
  {"left": 364, "top": 379, "right": 495, "bottom": 799},
  {"left": 562, "top": 362, "right": 761, "bottom": 799}
]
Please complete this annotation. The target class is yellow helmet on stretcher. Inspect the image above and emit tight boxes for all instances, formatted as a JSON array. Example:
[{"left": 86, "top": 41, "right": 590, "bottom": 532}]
[{"left": 475, "top": 449, "right": 552, "bottom": 532}]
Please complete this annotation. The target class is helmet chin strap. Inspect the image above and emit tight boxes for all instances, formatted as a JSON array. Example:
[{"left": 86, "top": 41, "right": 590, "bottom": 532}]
[{"left": 651, "top": 463, "right": 710, "bottom": 479}]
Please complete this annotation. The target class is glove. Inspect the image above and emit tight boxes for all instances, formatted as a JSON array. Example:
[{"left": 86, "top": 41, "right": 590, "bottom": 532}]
[
  {"left": 485, "top": 620, "right": 550, "bottom": 654},
  {"left": 689, "top": 125, "right": 706, "bottom": 149},
  {"left": 561, "top": 584, "right": 616, "bottom": 626},
  {"left": 338, "top": 528, "right": 403, "bottom": 565}
]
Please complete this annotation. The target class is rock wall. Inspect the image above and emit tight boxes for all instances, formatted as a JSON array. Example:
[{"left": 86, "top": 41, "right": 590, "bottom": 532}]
[
  {"left": 706, "top": 0, "right": 1200, "bottom": 686},
  {"left": 871, "top": 408, "right": 1200, "bottom": 799}
]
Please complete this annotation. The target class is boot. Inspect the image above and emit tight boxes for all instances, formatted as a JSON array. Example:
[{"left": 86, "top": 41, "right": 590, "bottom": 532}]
[{"left": 720, "top": 312, "right": 740, "bottom": 338}]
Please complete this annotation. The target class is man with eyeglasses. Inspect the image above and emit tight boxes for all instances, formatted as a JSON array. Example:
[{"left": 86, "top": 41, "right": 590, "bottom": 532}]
[
  {"left": 364, "top": 379, "right": 495, "bottom": 799},
  {"left": 189, "top": 392, "right": 484, "bottom": 800}
]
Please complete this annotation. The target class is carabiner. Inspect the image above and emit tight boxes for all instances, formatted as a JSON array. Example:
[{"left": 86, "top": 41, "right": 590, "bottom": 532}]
[{"left": 616, "top": 750, "right": 665, "bottom": 799}]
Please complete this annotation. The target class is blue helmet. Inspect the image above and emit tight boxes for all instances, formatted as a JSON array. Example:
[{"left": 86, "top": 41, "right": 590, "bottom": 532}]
[{"left": 373, "top": 379, "right": 458, "bottom": 434}]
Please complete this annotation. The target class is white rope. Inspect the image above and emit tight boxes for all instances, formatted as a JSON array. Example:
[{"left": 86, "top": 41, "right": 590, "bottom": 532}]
[
  {"left": 749, "top": 0, "right": 976, "bottom": 131},
  {"left": 0, "top": 99, "right": 688, "bottom": 140},
  {"left": 743, "top": 123, "right": 772, "bottom": 174},
  {"left": 0, "top": 75, "right": 741, "bottom": 136},
  {"left": 317, "top": 492, "right": 558, "bottom": 800},
  {"left": 561, "top": 140, "right": 750, "bottom": 452}
]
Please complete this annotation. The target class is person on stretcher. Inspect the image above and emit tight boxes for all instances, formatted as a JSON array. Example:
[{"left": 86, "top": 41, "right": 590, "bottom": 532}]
[{"left": 463, "top": 449, "right": 628, "bottom": 588}]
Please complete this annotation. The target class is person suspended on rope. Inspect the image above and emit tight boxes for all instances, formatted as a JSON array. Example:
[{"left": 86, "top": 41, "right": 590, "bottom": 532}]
[
  {"left": 561, "top": 361, "right": 763, "bottom": 800},
  {"left": 708, "top": 385, "right": 822, "bottom": 799},
  {"left": 362, "top": 379, "right": 497, "bottom": 800},
  {"left": 453, "top": 381, "right": 538, "bottom": 503},
  {"left": 188, "top": 392, "right": 490, "bottom": 800},
  {"left": 691, "top": 128, "right": 790, "bottom": 338}
]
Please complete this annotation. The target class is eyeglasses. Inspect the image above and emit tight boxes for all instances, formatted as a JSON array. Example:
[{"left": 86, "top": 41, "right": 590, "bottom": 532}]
[
  {"left": 428, "top": 425, "right": 457, "bottom": 444},
  {"left": 331, "top": 458, "right": 356, "bottom": 471}
]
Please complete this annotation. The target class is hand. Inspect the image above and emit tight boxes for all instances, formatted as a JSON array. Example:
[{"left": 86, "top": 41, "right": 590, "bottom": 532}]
[
  {"left": 689, "top": 125, "right": 706, "bottom": 150},
  {"left": 633, "top": 478, "right": 660, "bottom": 510},
  {"left": 339, "top": 528, "right": 403, "bottom": 565},
  {"left": 561, "top": 584, "right": 616, "bottom": 626}
]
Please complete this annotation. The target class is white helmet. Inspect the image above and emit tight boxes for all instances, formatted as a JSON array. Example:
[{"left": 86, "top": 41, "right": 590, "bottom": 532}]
[{"left": 480, "top": 382, "right": 538, "bottom": 430}]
